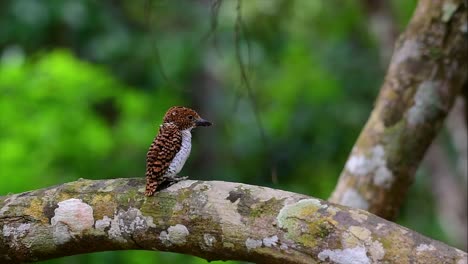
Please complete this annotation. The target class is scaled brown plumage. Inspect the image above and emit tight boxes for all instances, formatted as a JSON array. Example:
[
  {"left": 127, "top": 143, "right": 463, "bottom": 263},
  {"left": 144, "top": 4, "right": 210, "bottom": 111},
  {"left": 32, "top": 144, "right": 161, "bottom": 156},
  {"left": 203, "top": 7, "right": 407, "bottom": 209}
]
[
  {"left": 145, "top": 123, "right": 182, "bottom": 196},
  {"left": 145, "top": 106, "right": 211, "bottom": 196}
]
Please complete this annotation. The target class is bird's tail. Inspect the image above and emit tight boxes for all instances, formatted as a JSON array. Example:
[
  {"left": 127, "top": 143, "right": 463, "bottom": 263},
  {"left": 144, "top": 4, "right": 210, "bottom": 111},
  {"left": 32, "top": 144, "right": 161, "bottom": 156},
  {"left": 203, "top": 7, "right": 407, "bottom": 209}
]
[{"left": 144, "top": 175, "right": 158, "bottom": 196}]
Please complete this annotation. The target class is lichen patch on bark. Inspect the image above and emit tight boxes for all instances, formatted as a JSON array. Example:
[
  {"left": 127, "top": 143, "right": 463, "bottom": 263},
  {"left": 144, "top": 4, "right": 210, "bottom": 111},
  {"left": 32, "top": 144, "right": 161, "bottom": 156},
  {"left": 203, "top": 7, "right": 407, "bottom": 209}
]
[
  {"left": 277, "top": 199, "right": 324, "bottom": 230},
  {"left": 341, "top": 226, "right": 385, "bottom": 262},
  {"left": 245, "top": 238, "right": 262, "bottom": 251},
  {"left": 3, "top": 223, "right": 31, "bottom": 248},
  {"left": 51, "top": 199, "right": 94, "bottom": 233},
  {"left": 24, "top": 197, "right": 48, "bottom": 223},
  {"left": 95, "top": 216, "right": 112, "bottom": 231},
  {"left": 203, "top": 233, "right": 216, "bottom": 248},
  {"left": 349, "top": 210, "right": 368, "bottom": 223},
  {"left": 339, "top": 189, "right": 369, "bottom": 210},
  {"left": 416, "top": 243, "right": 436, "bottom": 252},
  {"left": 105, "top": 207, "right": 156, "bottom": 243},
  {"left": 276, "top": 198, "right": 332, "bottom": 248},
  {"left": 263, "top": 235, "right": 279, "bottom": 247},
  {"left": 159, "top": 224, "right": 189, "bottom": 246},
  {"left": 407, "top": 81, "right": 443, "bottom": 126},
  {"left": 442, "top": 2, "right": 459, "bottom": 22},
  {"left": 392, "top": 39, "right": 421, "bottom": 66},
  {"left": 49, "top": 199, "right": 94, "bottom": 245},
  {"left": 91, "top": 194, "right": 116, "bottom": 220},
  {"left": 0, "top": 194, "right": 19, "bottom": 218},
  {"left": 345, "top": 145, "right": 394, "bottom": 189},
  {"left": 318, "top": 246, "right": 370, "bottom": 264}
]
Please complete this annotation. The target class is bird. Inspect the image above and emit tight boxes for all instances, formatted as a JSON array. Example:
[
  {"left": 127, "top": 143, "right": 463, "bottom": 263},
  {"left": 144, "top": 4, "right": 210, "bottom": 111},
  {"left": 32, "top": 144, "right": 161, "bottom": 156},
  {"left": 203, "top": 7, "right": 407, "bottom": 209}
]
[{"left": 144, "top": 106, "right": 212, "bottom": 196}]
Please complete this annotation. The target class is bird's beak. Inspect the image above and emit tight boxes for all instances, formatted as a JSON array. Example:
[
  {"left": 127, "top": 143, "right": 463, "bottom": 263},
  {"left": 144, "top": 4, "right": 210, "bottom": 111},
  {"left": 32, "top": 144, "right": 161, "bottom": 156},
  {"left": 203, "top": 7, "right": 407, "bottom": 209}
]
[{"left": 195, "top": 118, "right": 212, "bottom": 127}]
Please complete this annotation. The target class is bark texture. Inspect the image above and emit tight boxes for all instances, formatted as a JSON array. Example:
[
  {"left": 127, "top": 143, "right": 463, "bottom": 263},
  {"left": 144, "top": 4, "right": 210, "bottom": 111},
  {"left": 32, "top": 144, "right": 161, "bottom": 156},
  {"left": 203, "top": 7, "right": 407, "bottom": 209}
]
[
  {"left": 330, "top": 0, "right": 468, "bottom": 219},
  {"left": 0, "top": 178, "right": 466, "bottom": 263}
]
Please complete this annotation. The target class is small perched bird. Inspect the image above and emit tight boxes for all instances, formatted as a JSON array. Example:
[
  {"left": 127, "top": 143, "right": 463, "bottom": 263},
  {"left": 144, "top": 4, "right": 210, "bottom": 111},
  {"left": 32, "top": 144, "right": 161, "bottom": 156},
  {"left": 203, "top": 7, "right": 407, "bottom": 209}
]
[{"left": 145, "top": 106, "right": 212, "bottom": 196}]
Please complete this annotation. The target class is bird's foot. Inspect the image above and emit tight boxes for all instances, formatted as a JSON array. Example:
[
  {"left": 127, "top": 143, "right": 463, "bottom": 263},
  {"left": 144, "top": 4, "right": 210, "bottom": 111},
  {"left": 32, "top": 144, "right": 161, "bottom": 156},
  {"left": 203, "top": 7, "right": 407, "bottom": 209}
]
[
  {"left": 144, "top": 189, "right": 155, "bottom": 197},
  {"left": 163, "top": 175, "right": 188, "bottom": 188},
  {"left": 172, "top": 175, "right": 189, "bottom": 181}
]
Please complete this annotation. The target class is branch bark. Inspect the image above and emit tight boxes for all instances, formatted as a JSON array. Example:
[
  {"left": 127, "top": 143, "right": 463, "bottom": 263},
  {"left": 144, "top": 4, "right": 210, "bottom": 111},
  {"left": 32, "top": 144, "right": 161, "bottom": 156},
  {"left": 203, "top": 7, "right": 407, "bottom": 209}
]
[
  {"left": 0, "top": 178, "right": 466, "bottom": 263},
  {"left": 330, "top": 0, "right": 468, "bottom": 219}
]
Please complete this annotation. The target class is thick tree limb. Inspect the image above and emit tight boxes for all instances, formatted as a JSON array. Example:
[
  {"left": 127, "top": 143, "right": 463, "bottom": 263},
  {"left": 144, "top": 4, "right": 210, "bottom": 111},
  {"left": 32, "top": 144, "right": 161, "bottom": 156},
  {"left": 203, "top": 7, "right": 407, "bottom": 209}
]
[
  {"left": 0, "top": 178, "right": 466, "bottom": 263},
  {"left": 330, "top": 0, "right": 468, "bottom": 219}
]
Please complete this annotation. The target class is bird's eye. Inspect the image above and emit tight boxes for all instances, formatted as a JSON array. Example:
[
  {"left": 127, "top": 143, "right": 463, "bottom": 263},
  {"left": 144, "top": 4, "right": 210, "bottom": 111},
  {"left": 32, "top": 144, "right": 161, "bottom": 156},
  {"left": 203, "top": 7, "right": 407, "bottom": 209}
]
[{"left": 188, "top": 115, "right": 193, "bottom": 120}]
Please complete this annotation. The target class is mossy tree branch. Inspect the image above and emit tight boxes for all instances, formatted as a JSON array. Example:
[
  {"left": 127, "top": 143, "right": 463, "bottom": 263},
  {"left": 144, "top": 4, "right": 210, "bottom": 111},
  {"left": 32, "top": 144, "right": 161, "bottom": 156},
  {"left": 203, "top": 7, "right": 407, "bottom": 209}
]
[
  {"left": 330, "top": 0, "right": 468, "bottom": 219},
  {"left": 1, "top": 178, "right": 466, "bottom": 263}
]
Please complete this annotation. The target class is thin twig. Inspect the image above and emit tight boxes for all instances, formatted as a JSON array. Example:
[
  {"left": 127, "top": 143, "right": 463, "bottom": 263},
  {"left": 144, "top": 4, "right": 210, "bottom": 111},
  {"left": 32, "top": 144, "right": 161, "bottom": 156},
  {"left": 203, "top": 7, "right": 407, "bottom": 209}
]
[
  {"left": 200, "top": 0, "right": 223, "bottom": 55},
  {"left": 144, "top": 0, "right": 177, "bottom": 90},
  {"left": 234, "top": 0, "right": 277, "bottom": 183}
]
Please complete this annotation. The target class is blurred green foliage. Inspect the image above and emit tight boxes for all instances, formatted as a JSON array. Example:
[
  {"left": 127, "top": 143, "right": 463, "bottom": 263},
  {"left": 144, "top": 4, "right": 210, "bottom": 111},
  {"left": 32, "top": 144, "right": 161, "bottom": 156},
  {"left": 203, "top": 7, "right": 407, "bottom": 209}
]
[
  {"left": 1, "top": 0, "right": 460, "bottom": 263},
  {"left": 0, "top": 49, "right": 180, "bottom": 194}
]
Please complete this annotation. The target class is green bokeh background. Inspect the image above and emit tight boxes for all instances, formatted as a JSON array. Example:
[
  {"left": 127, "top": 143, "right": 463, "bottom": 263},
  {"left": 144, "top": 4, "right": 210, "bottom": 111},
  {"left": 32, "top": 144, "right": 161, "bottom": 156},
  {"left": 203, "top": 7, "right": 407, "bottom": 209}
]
[{"left": 0, "top": 0, "right": 462, "bottom": 263}]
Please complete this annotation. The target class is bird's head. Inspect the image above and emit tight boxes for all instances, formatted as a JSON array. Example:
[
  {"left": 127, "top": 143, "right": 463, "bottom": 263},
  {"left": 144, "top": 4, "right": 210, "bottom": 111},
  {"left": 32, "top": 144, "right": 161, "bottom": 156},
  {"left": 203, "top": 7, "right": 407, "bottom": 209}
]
[{"left": 163, "top": 106, "right": 212, "bottom": 130}]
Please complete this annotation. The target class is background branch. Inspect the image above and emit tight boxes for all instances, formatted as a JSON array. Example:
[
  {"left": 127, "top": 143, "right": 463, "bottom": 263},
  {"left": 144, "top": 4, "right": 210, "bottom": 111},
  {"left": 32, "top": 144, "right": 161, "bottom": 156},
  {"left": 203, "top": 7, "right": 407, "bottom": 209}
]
[
  {"left": 1, "top": 178, "right": 466, "bottom": 263},
  {"left": 330, "top": 0, "right": 468, "bottom": 219}
]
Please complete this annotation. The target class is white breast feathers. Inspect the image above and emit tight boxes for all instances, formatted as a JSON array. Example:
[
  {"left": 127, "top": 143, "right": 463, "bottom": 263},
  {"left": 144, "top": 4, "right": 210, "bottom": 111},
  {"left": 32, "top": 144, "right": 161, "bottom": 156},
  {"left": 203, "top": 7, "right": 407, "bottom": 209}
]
[{"left": 166, "top": 129, "right": 192, "bottom": 177}]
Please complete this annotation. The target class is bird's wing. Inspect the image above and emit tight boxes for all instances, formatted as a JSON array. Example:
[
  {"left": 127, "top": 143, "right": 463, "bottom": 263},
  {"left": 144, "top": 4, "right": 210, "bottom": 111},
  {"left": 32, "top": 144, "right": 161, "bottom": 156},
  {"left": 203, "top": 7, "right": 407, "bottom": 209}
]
[{"left": 145, "top": 123, "right": 182, "bottom": 196}]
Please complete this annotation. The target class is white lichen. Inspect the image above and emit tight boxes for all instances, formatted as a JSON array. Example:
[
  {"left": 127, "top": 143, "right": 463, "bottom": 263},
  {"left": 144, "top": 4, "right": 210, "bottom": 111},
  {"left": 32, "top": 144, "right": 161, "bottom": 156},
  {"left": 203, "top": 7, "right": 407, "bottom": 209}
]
[
  {"left": 393, "top": 39, "right": 420, "bottom": 66},
  {"left": 108, "top": 215, "right": 126, "bottom": 243},
  {"left": 100, "top": 207, "right": 156, "bottom": 243},
  {"left": 340, "top": 189, "right": 369, "bottom": 210},
  {"left": 95, "top": 216, "right": 112, "bottom": 231},
  {"left": 203, "top": 233, "right": 216, "bottom": 247},
  {"left": 53, "top": 222, "right": 73, "bottom": 244},
  {"left": 3, "top": 223, "right": 30, "bottom": 238},
  {"left": 442, "top": 2, "right": 458, "bottom": 22},
  {"left": 280, "top": 243, "right": 289, "bottom": 250},
  {"left": 407, "top": 81, "right": 442, "bottom": 126},
  {"left": 346, "top": 155, "right": 372, "bottom": 175},
  {"left": 345, "top": 145, "right": 394, "bottom": 189},
  {"left": 51, "top": 199, "right": 94, "bottom": 232},
  {"left": 159, "top": 224, "right": 189, "bottom": 246},
  {"left": 50, "top": 199, "right": 94, "bottom": 245},
  {"left": 318, "top": 246, "right": 370, "bottom": 264},
  {"left": 245, "top": 238, "right": 262, "bottom": 251},
  {"left": 341, "top": 226, "right": 385, "bottom": 262},
  {"left": 373, "top": 166, "right": 393, "bottom": 189},
  {"left": 376, "top": 223, "right": 386, "bottom": 230},
  {"left": 263, "top": 235, "right": 278, "bottom": 247},
  {"left": 416, "top": 243, "right": 436, "bottom": 252},
  {"left": 3, "top": 223, "right": 31, "bottom": 247},
  {"left": 159, "top": 231, "right": 171, "bottom": 246}
]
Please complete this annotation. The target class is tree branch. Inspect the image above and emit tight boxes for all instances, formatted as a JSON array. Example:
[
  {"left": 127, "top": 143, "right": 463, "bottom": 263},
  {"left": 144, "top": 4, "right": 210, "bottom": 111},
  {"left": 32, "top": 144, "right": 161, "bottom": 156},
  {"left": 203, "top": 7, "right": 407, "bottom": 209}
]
[
  {"left": 330, "top": 0, "right": 468, "bottom": 219},
  {"left": 1, "top": 178, "right": 466, "bottom": 263}
]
